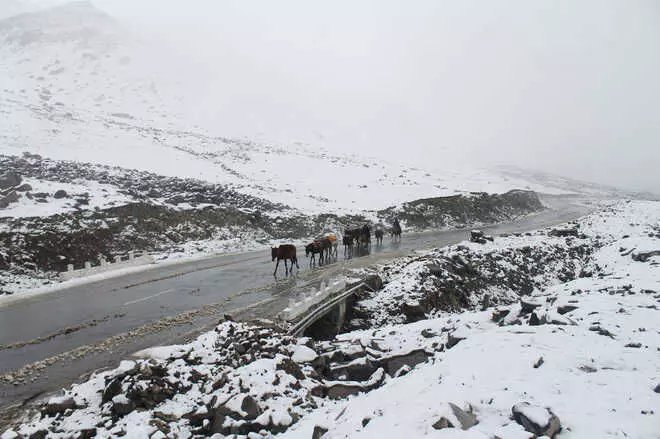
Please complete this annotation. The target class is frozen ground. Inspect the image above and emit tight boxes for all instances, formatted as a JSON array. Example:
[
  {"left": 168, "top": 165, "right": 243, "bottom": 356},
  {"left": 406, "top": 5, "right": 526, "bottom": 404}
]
[
  {"left": 0, "top": 2, "right": 636, "bottom": 216},
  {"left": 3, "top": 200, "right": 657, "bottom": 438}
]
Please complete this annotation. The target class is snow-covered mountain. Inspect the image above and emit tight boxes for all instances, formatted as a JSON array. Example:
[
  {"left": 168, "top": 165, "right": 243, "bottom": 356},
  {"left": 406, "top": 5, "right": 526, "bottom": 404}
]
[{"left": 1, "top": 1, "right": 634, "bottom": 215}]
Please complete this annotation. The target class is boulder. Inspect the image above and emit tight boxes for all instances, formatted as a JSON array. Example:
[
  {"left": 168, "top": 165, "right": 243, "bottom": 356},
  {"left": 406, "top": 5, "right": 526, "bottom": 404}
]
[
  {"left": 77, "top": 428, "right": 97, "bottom": 439},
  {"left": 326, "top": 382, "right": 363, "bottom": 399},
  {"left": 15, "top": 183, "right": 32, "bottom": 192},
  {"left": 654, "top": 383, "right": 660, "bottom": 393},
  {"left": 184, "top": 406, "right": 212, "bottom": 427},
  {"left": 43, "top": 397, "right": 77, "bottom": 416},
  {"left": 528, "top": 312, "right": 543, "bottom": 326},
  {"left": 512, "top": 402, "right": 561, "bottom": 438},
  {"left": 448, "top": 402, "right": 478, "bottom": 430},
  {"left": 632, "top": 251, "right": 660, "bottom": 263},
  {"left": 491, "top": 308, "right": 511, "bottom": 323},
  {"left": 111, "top": 395, "right": 135, "bottom": 417},
  {"left": 401, "top": 300, "right": 426, "bottom": 322},
  {"left": 0, "top": 172, "right": 21, "bottom": 190},
  {"left": 520, "top": 299, "right": 542, "bottom": 315},
  {"left": 378, "top": 349, "right": 429, "bottom": 376},
  {"left": 330, "top": 357, "right": 377, "bottom": 381},
  {"left": 432, "top": 417, "right": 454, "bottom": 429},
  {"left": 102, "top": 377, "right": 123, "bottom": 403},
  {"left": 292, "top": 345, "right": 318, "bottom": 363},
  {"left": 53, "top": 189, "right": 68, "bottom": 199},
  {"left": 0, "top": 190, "right": 19, "bottom": 208},
  {"left": 276, "top": 357, "right": 305, "bottom": 380},
  {"left": 241, "top": 395, "right": 262, "bottom": 420},
  {"left": 326, "top": 368, "right": 385, "bottom": 400},
  {"left": 549, "top": 227, "right": 578, "bottom": 237},
  {"left": 447, "top": 332, "right": 466, "bottom": 349},
  {"left": 557, "top": 304, "right": 579, "bottom": 315},
  {"left": 312, "top": 426, "right": 329, "bottom": 439}
]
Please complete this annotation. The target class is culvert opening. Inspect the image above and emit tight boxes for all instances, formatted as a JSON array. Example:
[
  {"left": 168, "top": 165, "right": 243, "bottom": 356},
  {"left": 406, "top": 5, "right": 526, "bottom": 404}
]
[{"left": 300, "top": 274, "right": 383, "bottom": 340}]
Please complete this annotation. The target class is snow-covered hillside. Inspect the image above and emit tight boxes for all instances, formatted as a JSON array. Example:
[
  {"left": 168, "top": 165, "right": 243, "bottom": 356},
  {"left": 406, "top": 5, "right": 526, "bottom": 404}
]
[
  {"left": 0, "top": 2, "right": 631, "bottom": 215},
  {"left": 3, "top": 200, "right": 657, "bottom": 438}
]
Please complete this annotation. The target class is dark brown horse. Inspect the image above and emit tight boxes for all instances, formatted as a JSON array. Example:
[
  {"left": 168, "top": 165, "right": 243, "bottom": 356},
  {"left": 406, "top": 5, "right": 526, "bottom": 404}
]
[
  {"left": 344, "top": 227, "right": 362, "bottom": 247},
  {"left": 342, "top": 234, "right": 353, "bottom": 256},
  {"left": 305, "top": 240, "right": 326, "bottom": 266},
  {"left": 375, "top": 228, "right": 384, "bottom": 245},
  {"left": 271, "top": 244, "right": 299, "bottom": 276},
  {"left": 390, "top": 219, "right": 402, "bottom": 241},
  {"left": 359, "top": 224, "right": 371, "bottom": 248}
]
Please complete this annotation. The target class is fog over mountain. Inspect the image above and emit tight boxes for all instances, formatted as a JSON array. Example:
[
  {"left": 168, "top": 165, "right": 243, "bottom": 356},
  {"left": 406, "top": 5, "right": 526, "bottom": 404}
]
[{"left": 2, "top": 0, "right": 659, "bottom": 193}]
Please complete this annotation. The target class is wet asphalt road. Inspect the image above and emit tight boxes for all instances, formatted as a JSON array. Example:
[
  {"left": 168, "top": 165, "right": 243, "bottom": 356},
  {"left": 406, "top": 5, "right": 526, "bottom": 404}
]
[{"left": 0, "top": 195, "right": 591, "bottom": 413}]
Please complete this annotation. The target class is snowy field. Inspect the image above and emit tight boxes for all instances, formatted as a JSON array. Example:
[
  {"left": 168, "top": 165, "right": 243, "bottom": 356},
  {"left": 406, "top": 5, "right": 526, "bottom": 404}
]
[
  {"left": 0, "top": 2, "right": 634, "bottom": 216},
  {"left": 3, "top": 200, "right": 657, "bottom": 438}
]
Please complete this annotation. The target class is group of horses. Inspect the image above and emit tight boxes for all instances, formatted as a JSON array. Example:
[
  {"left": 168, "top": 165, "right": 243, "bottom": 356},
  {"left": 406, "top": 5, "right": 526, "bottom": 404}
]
[{"left": 271, "top": 219, "right": 403, "bottom": 276}]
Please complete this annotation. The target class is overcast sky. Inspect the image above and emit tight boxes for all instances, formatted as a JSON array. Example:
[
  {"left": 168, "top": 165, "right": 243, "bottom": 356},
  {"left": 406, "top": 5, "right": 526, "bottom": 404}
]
[{"left": 76, "top": 1, "right": 660, "bottom": 192}]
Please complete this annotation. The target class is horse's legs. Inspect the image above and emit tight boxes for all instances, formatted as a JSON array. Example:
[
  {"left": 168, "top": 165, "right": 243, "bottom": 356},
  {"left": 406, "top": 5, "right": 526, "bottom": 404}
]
[
  {"left": 294, "top": 256, "right": 299, "bottom": 269},
  {"left": 284, "top": 259, "right": 289, "bottom": 275},
  {"left": 273, "top": 259, "right": 280, "bottom": 276}
]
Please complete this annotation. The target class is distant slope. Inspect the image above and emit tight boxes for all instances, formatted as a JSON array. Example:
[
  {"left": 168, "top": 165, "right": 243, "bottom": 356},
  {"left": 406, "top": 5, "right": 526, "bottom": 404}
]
[{"left": 0, "top": 2, "right": 627, "bottom": 214}]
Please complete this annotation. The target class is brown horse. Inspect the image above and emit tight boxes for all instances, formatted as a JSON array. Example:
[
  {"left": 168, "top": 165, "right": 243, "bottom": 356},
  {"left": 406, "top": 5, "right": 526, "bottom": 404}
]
[
  {"left": 390, "top": 219, "right": 402, "bottom": 241},
  {"left": 327, "top": 234, "right": 339, "bottom": 259},
  {"left": 271, "top": 244, "right": 299, "bottom": 276},
  {"left": 342, "top": 234, "right": 353, "bottom": 256},
  {"left": 305, "top": 240, "right": 326, "bottom": 266},
  {"left": 375, "top": 228, "right": 384, "bottom": 245}
]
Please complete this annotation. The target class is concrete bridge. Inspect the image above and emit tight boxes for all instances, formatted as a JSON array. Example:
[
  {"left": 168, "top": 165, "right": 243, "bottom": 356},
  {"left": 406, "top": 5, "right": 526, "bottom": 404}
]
[{"left": 287, "top": 275, "right": 382, "bottom": 338}]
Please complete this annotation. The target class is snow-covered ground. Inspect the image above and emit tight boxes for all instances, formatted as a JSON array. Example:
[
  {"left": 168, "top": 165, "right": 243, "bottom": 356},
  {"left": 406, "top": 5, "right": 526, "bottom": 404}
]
[
  {"left": 0, "top": 2, "right": 636, "bottom": 216},
  {"left": 3, "top": 200, "right": 657, "bottom": 438},
  {"left": 0, "top": 176, "right": 134, "bottom": 219}
]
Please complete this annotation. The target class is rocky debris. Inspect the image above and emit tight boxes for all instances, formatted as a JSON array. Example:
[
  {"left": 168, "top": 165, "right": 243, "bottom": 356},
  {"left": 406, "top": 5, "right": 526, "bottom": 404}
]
[
  {"left": 512, "top": 402, "right": 561, "bottom": 437},
  {"left": 378, "top": 190, "right": 544, "bottom": 231},
  {"left": 359, "top": 226, "right": 595, "bottom": 327},
  {"left": 0, "top": 171, "right": 22, "bottom": 190},
  {"left": 10, "top": 320, "right": 435, "bottom": 437},
  {"left": 533, "top": 357, "right": 544, "bottom": 368},
  {"left": 549, "top": 227, "right": 579, "bottom": 237}
]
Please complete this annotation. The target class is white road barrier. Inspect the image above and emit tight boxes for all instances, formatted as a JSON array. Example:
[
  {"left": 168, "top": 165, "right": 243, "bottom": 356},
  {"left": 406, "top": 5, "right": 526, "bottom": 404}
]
[{"left": 60, "top": 251, "right": 155, "bottom": 281}]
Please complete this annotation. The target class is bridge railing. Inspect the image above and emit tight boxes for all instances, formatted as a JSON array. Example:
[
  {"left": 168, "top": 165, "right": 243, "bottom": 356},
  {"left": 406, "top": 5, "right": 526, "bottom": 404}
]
[{"left": 288, "top": 281, "right": 374, "bottom": 336}]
